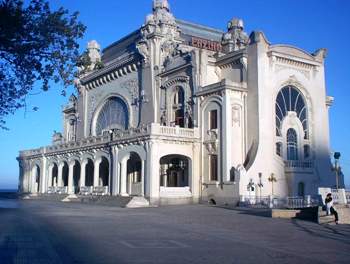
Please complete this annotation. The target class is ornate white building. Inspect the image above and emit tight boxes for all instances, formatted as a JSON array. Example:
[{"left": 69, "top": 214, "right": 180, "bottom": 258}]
[{"left": 17, "top": 0, "right": 344, "bottom": 205}]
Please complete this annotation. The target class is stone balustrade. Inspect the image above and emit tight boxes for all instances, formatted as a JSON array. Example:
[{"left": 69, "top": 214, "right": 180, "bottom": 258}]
[
  {"left": 80, "top": 186, "right": 94, "bottom": 195},
  {"left": 19, "top": 123, "right": 199, "bottom": 158},
  {"left": 284, "top": 160, "right": 314, "bottom": 168},
  {"left": 93, "top": 186, "right": 109, "bottom": 196},
  {"left": 284, "top": 160, "right": 314, "bottom": 173},
  {"left": 56, "top": 186, "right": 68, "bottom": 194}
]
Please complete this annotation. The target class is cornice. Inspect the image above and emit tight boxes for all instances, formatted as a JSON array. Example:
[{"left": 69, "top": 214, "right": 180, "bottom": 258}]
[
  {"left": 216, "top": 49, "right": 247, "bottom": 69},
  {"left": 80, "top": 53, "right": 141, "bottom": 90},
  {"left": 195, "top": 79, "right": 247, "bottom": 97},
  {"left": 267, "top": 50, "right": 321, "bottom": 69}
]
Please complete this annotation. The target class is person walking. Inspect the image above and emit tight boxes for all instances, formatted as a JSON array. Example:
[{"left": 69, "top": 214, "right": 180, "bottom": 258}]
[{"left": 325, "top": 193, "right": 339, "bottom": 224}]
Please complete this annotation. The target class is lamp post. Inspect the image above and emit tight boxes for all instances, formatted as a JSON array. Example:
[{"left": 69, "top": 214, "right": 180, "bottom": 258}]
[
  {"left": 334, "top": 152, "right": 341, "bottom": 189},
  {"left": 268, "top": 173, "right": 277, "bottom": 196},
  {"left": 257, "top": 173, "right": 263, "bottom": 202},
  {"left": 247, "top": 179, "right": 255, "bottom": 202}
]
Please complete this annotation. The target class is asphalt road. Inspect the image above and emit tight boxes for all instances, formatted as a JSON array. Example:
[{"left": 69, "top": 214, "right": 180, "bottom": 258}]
[{"left": 1, "top": 199, "right": 350, "bottom": 264}]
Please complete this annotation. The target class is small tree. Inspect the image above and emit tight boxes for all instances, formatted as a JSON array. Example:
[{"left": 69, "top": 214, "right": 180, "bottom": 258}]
[{"left": 0, "top": 0, "right": 86, "bottom": 129}]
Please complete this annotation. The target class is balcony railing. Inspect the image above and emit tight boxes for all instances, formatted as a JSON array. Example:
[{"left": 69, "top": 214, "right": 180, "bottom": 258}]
[
  {"left": 19, "top": 123, "right": 199, "bottom": 158},
  {"left": 284, "top": 160, "right": 314, "bottom": 169}
]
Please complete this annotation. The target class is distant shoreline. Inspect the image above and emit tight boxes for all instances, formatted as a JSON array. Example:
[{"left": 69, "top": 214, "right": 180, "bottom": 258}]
[{"left": 0, "top": 189, "right": 18, "bottom": 193}]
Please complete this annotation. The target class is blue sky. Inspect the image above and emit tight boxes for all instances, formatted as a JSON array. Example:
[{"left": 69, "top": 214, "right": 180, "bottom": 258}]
[{"left": 0, "top": 0, "right": 349, "bottom": 189}]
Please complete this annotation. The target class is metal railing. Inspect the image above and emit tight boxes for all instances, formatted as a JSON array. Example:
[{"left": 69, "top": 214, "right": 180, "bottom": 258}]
[
  {"left": 240, "top": 195, "right": 320, "bottom": 209},
  {"left": 345, "top": 190, "right": 350, "bottom": 204}
]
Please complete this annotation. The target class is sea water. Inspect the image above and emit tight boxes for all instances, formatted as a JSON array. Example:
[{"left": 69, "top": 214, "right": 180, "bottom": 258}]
[{"left": 0, "top": 190, "right": 19, "bottom": 208}]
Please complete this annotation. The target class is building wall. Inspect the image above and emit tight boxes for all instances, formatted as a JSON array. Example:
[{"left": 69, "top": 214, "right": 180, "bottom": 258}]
[{"left": 17, "top": 1, "right": 340, "bottom": 205}]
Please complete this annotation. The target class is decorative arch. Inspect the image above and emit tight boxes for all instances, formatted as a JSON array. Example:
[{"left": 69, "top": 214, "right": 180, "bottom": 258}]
[
  {"left": 161, "top": 76, "right": 192, "bottom": 128},
  {"left": 92, "top": 95, "right": 129, "bottom": 136},
  {"left": 81, "top": 152, "right": 94, "bottom": 163},
  {"left": 159, "top": 154, "right": 191, "bottom": 188},
  {"left": 274, "top": 80, "right": 312, "bottom": 161},
  {"left": 118, "top": 145, "right": 147, "bottom": 162},
  {"left": 31, "top": 163, "right": 41, "bottom": 193},
  {"left": 94, "top": 151, "right": 110, "bottom": 163}
]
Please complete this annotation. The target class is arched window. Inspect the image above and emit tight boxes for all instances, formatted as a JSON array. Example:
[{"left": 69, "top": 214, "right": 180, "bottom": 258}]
[
  {"left": 275, "top": 86, "right": 308, "bottom": 139},
  {"left": 287, "top": 128, "right": 298, "bottom": 160},
  {"left": 95, "top": 97, "right": 128, "bottom": 136}
]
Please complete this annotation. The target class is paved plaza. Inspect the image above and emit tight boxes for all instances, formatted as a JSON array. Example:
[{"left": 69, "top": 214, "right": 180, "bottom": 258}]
[{"left": 1, "top": 198, "right": 350, "bottom": 264}]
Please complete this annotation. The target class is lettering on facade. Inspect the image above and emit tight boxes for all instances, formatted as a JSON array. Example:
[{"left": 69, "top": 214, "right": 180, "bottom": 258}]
[{"left": 191, "top": 37, "right": 222, "bottom": 52}]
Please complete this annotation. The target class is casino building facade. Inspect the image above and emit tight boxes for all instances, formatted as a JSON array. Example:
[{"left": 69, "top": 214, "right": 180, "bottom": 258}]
[{"left": 17, "top": 0, "right": 343, "bottom": 205}]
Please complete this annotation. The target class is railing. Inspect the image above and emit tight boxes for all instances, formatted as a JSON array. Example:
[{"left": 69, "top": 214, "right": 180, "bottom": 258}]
[
  {"left": 331, "top": 188, "right": 341, "bottom": 203},
  {"left": 346, "top": 190, "right": 350, "bottom": 204},
  {"left": 47, "top": 135, "right": 110, "bottom": 153},
  {"left": 47, "top": 186, "right": 56, "bottom": 194},
  {"left": 240, "top": 195, "right": 320, "bottom": 209},
  {"left": 159, "top": 186, "right": 192, "bottom": 197},
  {"left": 56, "top": 186, "right": 68, "bottom": 194},
  {"left": 19, "top": 123, "right": 199, "bottom": 158},
  {"left": 154, "top": 124, "right": 199, "bottom": 138},
  {"left": 19, "top": 148, "right": 44, "bottom": 157},
  {"left": 80, "top": 186, "right": 93, "bottom": 196},
  {"left": 284, "top": 160, "right": 314, "bottom": 168},
  {"left": 93, "top": 186, "right": 109, "bottom": 196}
]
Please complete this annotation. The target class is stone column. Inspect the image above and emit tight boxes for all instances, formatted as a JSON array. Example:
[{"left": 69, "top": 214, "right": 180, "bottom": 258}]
[
  {"left": 120, "top": 158, "right": 128, "bottom": 196},
  {"left": 94, "top": 158, "right": 102, "bottom": 187},
  {"left": 111, "top": 146, "right": 119, "bottom": 195},
  {"left": 48, "top": 164, "right": 53, "bottom": 188},
  {"left": 163, "top": 168, "right": 168, "bottom": 187},
  {"left": 68, "top": 162, "right": 74, "bottom": 194},
  {"left": 41, "top": 157, "right": 47, "bottom": 194},
  {"left": 146, "top": 140, "right": 159, "bottom": 200},
  {"left": 141, "top": 160, "right": 145, "bottom": 196},
  {"left": 80, "top": 160, "right": 87, "bottom": 187},
  {"left": 57, "top": 163, "right": 64, "bottom": 187},
  {"left": 30, "top": 166, "right": 35, "bottom": 193}
]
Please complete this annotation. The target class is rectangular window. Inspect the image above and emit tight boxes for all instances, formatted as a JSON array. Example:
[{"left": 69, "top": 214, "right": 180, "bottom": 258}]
[
  {"left": 209, "top": 155, "right": 218, "bottom": 181},
  {"left": 210, "top": 110, "right": 217, "bottom": 129},
  {"left": 304, "top": 145, "right": 310, "bottom": 159},
  {"left": 276, "top": 142, "right": 282, "bottom": 157}
]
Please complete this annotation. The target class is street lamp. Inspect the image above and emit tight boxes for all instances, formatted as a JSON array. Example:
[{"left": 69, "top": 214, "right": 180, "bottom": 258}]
[
  {"left": 257, "top": 173, "right": 263, "bottom": 202},
  {"left": 247, "top": 179, "right": 255, "bottom": 202},
  {"left": 334, "top": 152, "right": 341, "bottom": 189},
  {"left": 268, "top": 173, "right": 277, "bottom": 196}
]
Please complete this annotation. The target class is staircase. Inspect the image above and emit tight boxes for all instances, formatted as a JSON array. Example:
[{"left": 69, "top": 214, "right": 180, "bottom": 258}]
[
  {"left": 318, "top": 204, "right": 350, "bottom": 225},
  {"left": 77, "top": 195, "right": 133, "bottom": 207}
]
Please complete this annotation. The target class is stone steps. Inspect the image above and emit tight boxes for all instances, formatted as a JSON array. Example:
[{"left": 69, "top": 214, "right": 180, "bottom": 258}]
[
  {"left": 77, "top": 195, "right": 133, "bottom": 207},
  {"left": 318, "top": 204, "right": 350, "bottom": 225}
]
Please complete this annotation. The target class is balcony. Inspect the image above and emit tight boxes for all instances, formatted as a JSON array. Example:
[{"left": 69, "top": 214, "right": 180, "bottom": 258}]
[
  {"left": 284, "top": 160, "right": 314, "bottom": 173},
  {"left": 19, "top": 123, "right": 199, "bottom": 158}
]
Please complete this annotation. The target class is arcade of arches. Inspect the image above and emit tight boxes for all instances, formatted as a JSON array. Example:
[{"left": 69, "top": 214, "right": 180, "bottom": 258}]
[{"left": 30, "top": 152, "right": 193, "bottom": 197}]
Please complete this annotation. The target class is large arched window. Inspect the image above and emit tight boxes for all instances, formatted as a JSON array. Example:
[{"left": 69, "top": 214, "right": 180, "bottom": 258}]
[
  {"left": 287, "top": 128, "right": 298, "bottom": 160},
  {"left": 95, "top": 97, "right": 128, "bottom": 136},
  {"left": 275, "top": 86, "right": 308, "bottom": 139}
]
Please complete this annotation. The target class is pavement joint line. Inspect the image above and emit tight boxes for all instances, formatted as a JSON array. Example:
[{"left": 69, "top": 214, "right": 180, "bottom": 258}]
[{"left": 119, "top": 239, "right": 189, "bottom": 249}]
